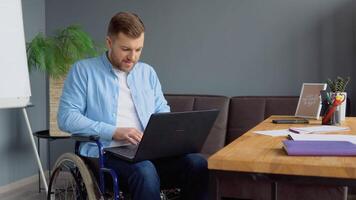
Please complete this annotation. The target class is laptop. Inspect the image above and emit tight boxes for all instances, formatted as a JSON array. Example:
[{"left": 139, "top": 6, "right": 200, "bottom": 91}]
[{"left": 104, "top": 109, "right": 219, "bottom": 162}]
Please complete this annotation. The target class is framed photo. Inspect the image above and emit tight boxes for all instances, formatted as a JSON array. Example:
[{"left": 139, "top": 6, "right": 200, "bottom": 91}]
[{"left": 295, "top": 83, "right": 327, "bottom": 119}]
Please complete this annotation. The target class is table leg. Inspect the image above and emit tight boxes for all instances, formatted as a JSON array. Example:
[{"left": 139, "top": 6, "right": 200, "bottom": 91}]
[
  {"left": 37, "top": 137, "right": 40, "bottom": 193},
  {"left": 272, "top": 182, "right": 277, "bottom": 200},
  {"left": 209, "top": 171, "right": 221, "bottom": 200},
  {"left": 47, "top": 139, "right": 51, "bottom": 178}
]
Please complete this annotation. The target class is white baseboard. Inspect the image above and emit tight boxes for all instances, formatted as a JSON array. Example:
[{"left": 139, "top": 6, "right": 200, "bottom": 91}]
[{"left": 0, "top": 171, "right": 49, "bottom": 194}]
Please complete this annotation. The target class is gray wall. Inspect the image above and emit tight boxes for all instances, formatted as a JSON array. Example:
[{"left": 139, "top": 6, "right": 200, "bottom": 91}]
[
  {"left": 45, "top": 0, "right": 355, "bottom": 100},
  {"left": 45, "top": 0, "right": 355, "bottom": 162},
  {"left": 0, "top": 0, "right": 352, "bottom": 187},
  {"left": 0, "top": 0, "right": 47, "bottom": 187}
]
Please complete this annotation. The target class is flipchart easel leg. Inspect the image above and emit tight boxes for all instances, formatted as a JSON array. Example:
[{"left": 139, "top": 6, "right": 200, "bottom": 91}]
[{"left": 22, "top": 108, "right": 48, "bottom": 193}]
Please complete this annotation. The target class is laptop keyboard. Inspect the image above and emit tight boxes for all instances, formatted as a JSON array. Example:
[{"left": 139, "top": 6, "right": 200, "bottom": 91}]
[{"left": 105, "top": 144, "right": 138, "bottom": 159}]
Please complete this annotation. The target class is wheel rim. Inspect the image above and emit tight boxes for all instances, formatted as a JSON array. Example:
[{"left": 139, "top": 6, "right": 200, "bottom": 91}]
[{"left": 49, "top": 159, "right": 87, "bottom": 200}]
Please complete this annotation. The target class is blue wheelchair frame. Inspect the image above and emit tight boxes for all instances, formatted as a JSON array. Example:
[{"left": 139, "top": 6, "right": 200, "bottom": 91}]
[
  {"left": 49, "top": 134, "right": 178, "bottom": 200},
  {"left": 72, "top": 135, "right": 120, "bottom": 200}
]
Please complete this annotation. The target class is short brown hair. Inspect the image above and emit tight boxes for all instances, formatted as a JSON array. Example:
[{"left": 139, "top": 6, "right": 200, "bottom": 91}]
[{"left": 107, "top": 12, "right": 145, "bottom": 38}]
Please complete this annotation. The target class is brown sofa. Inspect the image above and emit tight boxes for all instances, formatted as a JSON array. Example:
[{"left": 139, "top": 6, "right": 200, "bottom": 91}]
[
  {"left": 164, "top": 94, "right": 347, "bottom": 200},
  {"left": 165, "top": 95, "right": 300, "bottom": 155}
]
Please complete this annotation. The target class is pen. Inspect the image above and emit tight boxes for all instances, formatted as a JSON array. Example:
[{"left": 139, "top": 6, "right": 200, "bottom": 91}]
[
  {"left": 325, "top": 93, "right": 333, "bottom": 105},
  {"left": 288, "top": 128, "right": 300, "bottom": 134},
  {"left": 320, "top": 90, "right": 332, "bottom": 105}
]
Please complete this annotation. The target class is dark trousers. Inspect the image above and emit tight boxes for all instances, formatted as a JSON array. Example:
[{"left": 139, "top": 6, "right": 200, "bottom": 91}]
[{"left": 105, "top": 153, "right": 208, "bottom": 200}]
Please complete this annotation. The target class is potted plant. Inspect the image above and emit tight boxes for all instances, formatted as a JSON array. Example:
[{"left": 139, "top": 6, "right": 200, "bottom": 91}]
[
  {"left": 326, "top": 76, "right": 350, "bottom": 121},
  {"left": 27, "top": 25, "right": 102, "bottom": 136}
]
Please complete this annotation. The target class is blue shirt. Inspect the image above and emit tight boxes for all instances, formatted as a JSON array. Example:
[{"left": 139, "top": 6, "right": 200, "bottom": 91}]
[{"left": 57, "top": 53, "right": 170, "bottom": 157}]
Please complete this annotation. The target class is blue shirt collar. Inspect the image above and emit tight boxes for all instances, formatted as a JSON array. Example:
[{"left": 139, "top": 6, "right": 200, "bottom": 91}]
[{"left": 101, "top": 52, "right": 114, "bottom": 73}]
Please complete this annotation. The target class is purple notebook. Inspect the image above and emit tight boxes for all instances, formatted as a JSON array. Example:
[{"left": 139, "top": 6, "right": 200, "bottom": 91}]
[{"left": 282, "top": 140, "right": 356, "bottom": 156}]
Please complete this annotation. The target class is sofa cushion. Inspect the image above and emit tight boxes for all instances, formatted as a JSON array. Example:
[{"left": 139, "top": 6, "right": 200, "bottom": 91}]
[
  {"left": 227, "top": 96, "right": 299, "bottom": 144},
  {"left": 165, "top": 94, "right": 229, "bottom": 155},
  {"left": 227, "top": 98, "right": 266, "bottom": 144},
  {"left": 265, "top": 97, "right": 299, "bottom": 118},
  {"left": 194, "top": 96, "right": 230, "bottom": 155},
  {"left": 164, "top": 95, "right": 194, "bottom": 112}
]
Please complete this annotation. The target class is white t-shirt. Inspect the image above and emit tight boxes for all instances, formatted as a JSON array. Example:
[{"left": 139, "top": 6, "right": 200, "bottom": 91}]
[{"left": 114, "top": 69, "right": 143, "bottom": 132}]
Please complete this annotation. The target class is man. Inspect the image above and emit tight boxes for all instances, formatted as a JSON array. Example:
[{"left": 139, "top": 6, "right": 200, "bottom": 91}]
[{"left": 58, "top": 12, "right": 208, "bottom": 200}]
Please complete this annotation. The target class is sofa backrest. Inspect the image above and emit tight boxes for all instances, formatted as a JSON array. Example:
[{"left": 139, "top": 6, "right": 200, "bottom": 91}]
[
  {"left": 164, "top": 94, "right": 351, "bottom": 155},
  {"left": 226, "top": 96, "right": 299, "bottom": 144},
  {"left": 165, "top": 94, "right": 230, "bottom": 155}
]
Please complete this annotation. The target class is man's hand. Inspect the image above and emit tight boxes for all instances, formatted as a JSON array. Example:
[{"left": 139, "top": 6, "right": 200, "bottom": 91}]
[{"left": 112, "top": 127, "right": 143, "bottom": 145}]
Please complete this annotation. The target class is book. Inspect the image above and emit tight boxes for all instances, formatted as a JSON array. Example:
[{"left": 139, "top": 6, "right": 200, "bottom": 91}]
[{"left": 282, "top": 140, "right": 356, "bottom": 156}]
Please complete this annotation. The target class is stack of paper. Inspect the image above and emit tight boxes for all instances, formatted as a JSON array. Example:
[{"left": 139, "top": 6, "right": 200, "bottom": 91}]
[
  {"left": 288, "top": 133, "right": 356, "bottom": 144},
  {"left": 288, "top": 126, "right": 350, "bottom": 134},
  {"left": 254, "top": 125, "right": 350, "bottom": 137}
]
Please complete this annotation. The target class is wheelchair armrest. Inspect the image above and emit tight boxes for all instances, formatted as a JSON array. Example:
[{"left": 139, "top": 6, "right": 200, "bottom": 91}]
[
  {"left": 72, "top": 135, "right": 102, "bottom": 156},
  {"left": 71, "top": 135, "right": 100, "bottom": 142},
  {"left": 72, "top": 135, "right": 106, "bottom": 175},
  {"left": 71, "top": 135, "right": 114, "bottom": 195}
]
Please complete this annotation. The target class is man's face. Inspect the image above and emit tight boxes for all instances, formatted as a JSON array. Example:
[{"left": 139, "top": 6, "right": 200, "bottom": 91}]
[{"left": 106, "top": 32, "right": 144, "bottom": 72}]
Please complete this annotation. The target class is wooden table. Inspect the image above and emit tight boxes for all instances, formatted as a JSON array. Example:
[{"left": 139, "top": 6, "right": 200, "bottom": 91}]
[{"left": 208, "top": 115, "right": 356, "bottom": 200}]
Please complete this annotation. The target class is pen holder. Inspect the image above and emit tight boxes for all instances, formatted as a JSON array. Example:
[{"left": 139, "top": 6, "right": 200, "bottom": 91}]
[
  {"left": 330, "top": 92, "right": 347, "bottom": 121},
  {"left": 322, "top": 105, "right": 341, "bottom": 125}
]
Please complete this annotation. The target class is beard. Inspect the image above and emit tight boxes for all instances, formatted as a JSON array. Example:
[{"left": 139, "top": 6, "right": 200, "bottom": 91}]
[{"left": 107, "top": 51, "right": 136, "bottom": 72}]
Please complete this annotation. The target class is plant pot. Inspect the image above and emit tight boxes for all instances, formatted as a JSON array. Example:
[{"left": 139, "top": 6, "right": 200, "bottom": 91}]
[{"left": 49, "top": 77, "right": 70, "bottom": 136}]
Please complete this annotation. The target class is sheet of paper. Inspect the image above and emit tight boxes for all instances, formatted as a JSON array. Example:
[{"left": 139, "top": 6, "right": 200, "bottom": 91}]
[
  {"left": 254, "top": 129, "right": 291, "bottom": 136},
  {"left": 289, "top": 133, "right": 356, "bottom": 144},
  {"left": 289, "top": 125, "right": 350, "bottom": 134}
]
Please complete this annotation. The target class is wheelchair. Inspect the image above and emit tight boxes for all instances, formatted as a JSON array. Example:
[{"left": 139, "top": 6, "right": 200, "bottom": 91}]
[{"left": 47, "top": 135, "right": 180, "bottom": 200}]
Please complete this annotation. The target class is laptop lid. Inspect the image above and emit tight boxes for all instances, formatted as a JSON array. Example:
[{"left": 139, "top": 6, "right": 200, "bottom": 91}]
[{"left": 106, "top": 109, "right": 219, "bottom": 162}]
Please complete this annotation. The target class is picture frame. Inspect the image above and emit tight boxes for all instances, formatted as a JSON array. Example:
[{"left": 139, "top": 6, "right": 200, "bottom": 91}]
[{"left": 295, "top": 83, "right": 327, "bottom": 119}]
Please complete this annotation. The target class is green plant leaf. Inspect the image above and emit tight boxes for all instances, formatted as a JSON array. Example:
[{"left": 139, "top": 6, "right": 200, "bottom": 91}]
[
  {"left": 326, "top": 76, "right": 350, "bottom": 92},
  {"left": 26, "top": 25, "right": 100, "bottom": 77}
]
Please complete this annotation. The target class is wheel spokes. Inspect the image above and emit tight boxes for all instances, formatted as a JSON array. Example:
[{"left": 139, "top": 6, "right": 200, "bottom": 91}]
[{"left": 49, "top": 161, "right": 87, "bottom": 200}]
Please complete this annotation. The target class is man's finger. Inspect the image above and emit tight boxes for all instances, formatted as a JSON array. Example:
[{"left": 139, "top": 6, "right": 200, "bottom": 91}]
[
  {"left": 126, "top": 137, "right": 138, "bottom": 145},
  {"left": 133, "top": 131, "right": 143, "bottom": 140},
  {"left": 129, "top": 133, "right": 142, "bottom": 143}
]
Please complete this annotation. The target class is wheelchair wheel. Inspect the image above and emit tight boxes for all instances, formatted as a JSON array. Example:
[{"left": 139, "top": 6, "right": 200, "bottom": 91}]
[{"left": 47, "top": 153, "right": 101, "bottom": 200}]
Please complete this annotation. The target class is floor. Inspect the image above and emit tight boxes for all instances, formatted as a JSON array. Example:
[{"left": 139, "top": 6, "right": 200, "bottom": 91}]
[
  {"left": 0, "top": 182, "right": 46, "bottom": 200},
  {"left": 1, "top": 182, "right": 356, "bottom": 200}
]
